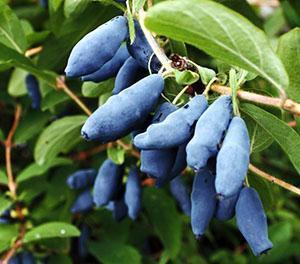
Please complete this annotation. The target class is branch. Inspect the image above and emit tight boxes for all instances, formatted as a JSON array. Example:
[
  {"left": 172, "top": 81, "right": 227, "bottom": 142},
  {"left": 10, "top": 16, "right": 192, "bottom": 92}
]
[
  {"left": 211, "top": 84, "right": 300, "bottom": 116},
  {"left": 4, "top": 105, "right": 21, "bottom": 199},
  {"left": 56, "top": 76, "right": 92, "bottom": 116},
  {"left": 249, "top": 164, "right": 300, "bottom": 196},
  {"left": 25, "top": 46, "right": 43, "bottom": 57}
]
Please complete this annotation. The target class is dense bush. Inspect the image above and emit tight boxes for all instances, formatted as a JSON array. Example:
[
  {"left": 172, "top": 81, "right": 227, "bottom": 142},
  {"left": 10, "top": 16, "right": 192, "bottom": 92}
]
[{"left": 0, "top": 0, "right": 300, "bottom": 263}]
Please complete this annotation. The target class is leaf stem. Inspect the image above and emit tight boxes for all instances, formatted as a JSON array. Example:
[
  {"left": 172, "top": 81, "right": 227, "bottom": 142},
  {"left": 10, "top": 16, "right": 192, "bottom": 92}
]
[
  {"left": 249, "top": 164, "right": 300, "bottom": 196},
  {"left": 4, "top": 105, "right": 21, "bottom": 200},
  {"left": 25, "top": 46, "right": 43, "bottom": 57}
]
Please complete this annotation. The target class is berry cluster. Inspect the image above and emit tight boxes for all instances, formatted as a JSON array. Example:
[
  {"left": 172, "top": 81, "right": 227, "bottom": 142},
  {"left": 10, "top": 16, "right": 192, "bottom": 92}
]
[{"left": 65, "top": 15, "right": 273, "bottom": 256}]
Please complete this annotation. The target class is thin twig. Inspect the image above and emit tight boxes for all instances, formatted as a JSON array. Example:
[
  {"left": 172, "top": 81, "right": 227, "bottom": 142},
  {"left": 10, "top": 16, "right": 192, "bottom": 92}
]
[
  {"left": 25, "top": 46, "right": 43, "bottom": 57},
  {"left": 56, "top": 77, "right": 92, "bottom": 116},
  {"left": 71, "top": 144, "right": 109, "bottom": 161},
  {"left": 211, "top": 84, "right": 300, "bottom": 116},
  {"left": 1, "top": 223, "right": 27, "bottom": 264},
  {"left": 4, "top": 105, "right": 21, "bottom": 200},
  {"left": 249, "top": 164, "right": 300, "bottom": 196}
]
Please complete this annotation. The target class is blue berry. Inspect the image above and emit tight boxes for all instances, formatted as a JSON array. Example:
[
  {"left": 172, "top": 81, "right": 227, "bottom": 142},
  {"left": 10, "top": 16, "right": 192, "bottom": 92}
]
[
  {"left": 134, "top": 95, "right": 208, "bottom": 149},
  {"left": 78, "top": 224, "right": 90, "bottom": 259},
  {"left": 65, "top": 16, "right": 128, "bottom": 77},
  {"left": 124, "top": 166, "right": 142, "bottom": 220},
  {"left": 191, "top": 166, "right": 217, "bottom": 238},
  {"left": 215, "top": 117, "right": 250, "bottom": 198},
  {"left": 112, "top": 57, "right": 146, "bottom": 95},
  {"left": 81, "top": 74, "right": 164, "bottom": 142},
  {"left": 81, "top": 45, "right": 130, "bottom": 83},
  {"left": 127, "top": 21, "right": 161, "bottom": 72},
  {"left": 186, "top": 95, "right": 232, "bottom": 171},
  {"left": 93, "top": 159, "right": 123, "bottom": 207},
  {"left": 66, "top": 169, "right": 97, "bottom": 190},
  {"left": 70, "top": 190, "right": 93, "bottom": 214},
  {"left": 25, "top": 74, "right": 41, "bottom": 110},
  {"left": 170, "top": 176, "right": 191, "bottom": 216},
  {"left": 215, "top": 191, "right": 240, "bottom": 221},
  {"left": 236, "top": 187, "right": 273, "bottom": 256}
]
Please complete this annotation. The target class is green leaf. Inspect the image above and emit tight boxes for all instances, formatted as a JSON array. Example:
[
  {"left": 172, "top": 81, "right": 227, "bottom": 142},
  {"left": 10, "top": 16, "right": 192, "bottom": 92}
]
[
  {"left": 0, "top": 225, "right": 18, "bottom": 253},
  {"left": 169, "top": 39, "right": 187, "bottom": 57},
  {"left": 143, "top": 188, "right": 181, "bottom": 259},
  {"left": 145, "top": 0, "right": 288, "bottom": 93},
  {"left": 241, "top": 103, "right": 300, "bottom": 174},
  {"left": 127, "top": 4, "right": 136, "bottom": 44},
  {"left": 17, "top": 158, "right": 72, "bottom": 183},
  {"left": 34, "top": 115, "right": 86, "bottom": 165},
  {"left": 64, "top": 0, "right": 89, "bottom": 18},
  {"left": 0, "top": 169, "right": 7, "bottom": 185},
  {"left": 89, "top": 240, "right": 142, "bottom": 264},
  {"left": 277, "top": 28, "right": 300, "bottom": 102},
  {"left": 107, "top": 146, "right": 125, "bottom": 165},
  {"left": 7, "top": 68, "right": 27, "bottom": 97},
  {"left": 81, "top": 78, "right": 114, "bottom": 98},
  {"left": 133, "top": 0, "right": 147, "bottom": 13},
  {"left": 0, "top": 195, "right": 12, "bottom": 214},
  {"left": 23, "top": 222, "right": 80, "bottom": 244},
  {"left": 14, "top": 111, "right": 51, "bottom": 144},
  {"left": 0, "top": 2, "right": 27, "bottom": 52},
  {"left": 41, "top": 90, "right": 70, "bottom": 111},
  {"left": 174, "top": 69, "right": 199, "bottom": 85}
]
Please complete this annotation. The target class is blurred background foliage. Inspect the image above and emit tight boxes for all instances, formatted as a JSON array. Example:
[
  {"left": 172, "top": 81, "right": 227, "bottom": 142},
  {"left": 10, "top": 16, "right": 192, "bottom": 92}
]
[{"left": 0, "top": 0, "right": 299, "bottom": 263}]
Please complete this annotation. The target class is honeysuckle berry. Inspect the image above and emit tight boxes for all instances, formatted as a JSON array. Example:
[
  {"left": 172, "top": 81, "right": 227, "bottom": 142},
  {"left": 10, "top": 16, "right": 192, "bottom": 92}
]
[
  {"left": 66, "top": 169, "right": 97, "bottom": 190},
  {"left": 70, "top": 190, "right": 93, "bottom": 214},
  {"left": 25, "top": 74, "right": 41, "bottom": 110}
]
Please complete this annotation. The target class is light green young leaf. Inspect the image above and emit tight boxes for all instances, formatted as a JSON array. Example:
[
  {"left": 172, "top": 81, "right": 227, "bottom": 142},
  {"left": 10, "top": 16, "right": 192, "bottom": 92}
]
[
  {"left": 241, "top": 103, "right": 300, "bottom": 174},
  {"left": 277, "top": 28, "right": 300, "bottom": 102},
  {"left": 107, "top": 147, "right": 125, "bottom": 165},
  {"left": 23, "top": 222, "right": 80, "bottom": 244},
  {"left": 174, "top": 69, "right": 199, "bottom": 85},
  {"left": 17, "top": 158, "right": 72, "bottom": 183},
  {"left": 143, "top": 188, "right": 182, "bottom": 259},
  {"left": 64, "top": 0, "right": 89, "bottom": 18},
  {"left": 7, "top": 68, "right": 27, "bottom": 97},
  {"left": 34, "top": 115, "right": 86, "bottom": 165},
  {"left": 0, "top": 2, "right": 27, "bottom": 52},
  {"left": 89, "top": 240, "right": 142, "bottom": 264},
  {"left": 145, "top": 0, "right": 288, "bottom": 93},
  {"left": 0, "top": 169, "right": 7, "bottom": 185},
  {"left": 0, "top": 196, "right": 12, "bottom": 214},
  {"left": 133, "top": 0, "right": 147, "bottom": 13}
]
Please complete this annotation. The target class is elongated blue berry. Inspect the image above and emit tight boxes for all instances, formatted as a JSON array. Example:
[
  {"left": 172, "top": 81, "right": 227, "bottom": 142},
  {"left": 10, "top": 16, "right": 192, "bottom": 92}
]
[
  {"left": 25, "top": 74, "right": 41, "bottom": 110},
  {"left": 8, "top": 255, "right": 20, "bottom": 264},
  {"left": 112, "top": 57, "right": 146, "bottom": 95},
  {"left": 67, "top": 169, "right": 97, "bottom": 189},
  {"left": 20, "top": 252, "right": 35, "bottom": 264},
  {"left": 111, "top": 198, "right": 128, "bottom": 221},
  {"left": 134, "top": 95, "right": 208, "bottom": 149},
  {"left": 155, "top": 142, "right": 188, "bottom": 187},
  {"left": 78, "top": 224, "right": 90, "bottom": 259},
  {"left": 236, "top": 187, "right": 273, "bottom": 256},
  {"left": 186, "top": 95, "right": 232, "bottom": 170},
  {"left": 191, "top": 167, "right": 217, "bottom": 238},
  {"left": 81, "top": 45, "right": 130, "bottom": 83},
  {"left": 215, "top": 117, "right": 250, "bottom": 197},
  {"left": 65, "top": 16, "right": 128, "bottom": 77},
  {"left": 81, "top": 74, "right": 164, "bottom": 142},
  {"left": 140, "top": 102, "right": 178, "bottom": 179},
  {"left": 170, "top": 176, "right": 191, "bottom": 216},
  {"left": 70, "top": 190, "right": 93, "bottom": 213},
  {"left": 124, "top": 166, "right": 142, "bottom": 220},
  {"left": 215, "top": 191, "right": 240, "bottom": 221},
  {"left": 127, "top": 21, "right": 161, "bottom": 72},
  {"left": 93, "top": 159, "right": 123, "bottom": 206}
]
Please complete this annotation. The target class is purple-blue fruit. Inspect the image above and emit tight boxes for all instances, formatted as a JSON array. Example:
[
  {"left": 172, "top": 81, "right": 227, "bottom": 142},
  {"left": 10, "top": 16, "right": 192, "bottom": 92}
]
[
  {"left": 81, "top": 45, "right": 130, "bottom": 83},
  {"left": 8, "top": 255, "right": 20, "bottom": 264},
  {"left": 191, "top": 167, "right": 217, "bottom": 238},
  {"left": 112, "top": 57, "right": 146, "bottom": 95},
  {"left": 215, "top": 117, "right": 250, "bottom": 197},
  {"left": 78, "top": 224, "right": 90, "bottom": 259},
  {"left": 66, "top": 169, "right": 97, "bottom": 190},
  {"left": 236, "top": 187, "right": 273, "bottom": 256},
  {"left": 215, "top": 191, "right": 240, "bottom": 221},
  {"left": 140, "top": 102, "right": 178, "bottom": 180},
  {"left": 65, "top": 16, "right": 128, "bottom": 77},
  {"left": 93, "top": 159, "right": 123, "bottom": 206},
  {"left": 81, "top": 74, "right": 164, "bottom": 142},
  {"left": 124, "top": 167, "right": 142, "bottom": 220},
  {"left": 127, "top": 21, "right": 161, "bottom": 72},
  {"left": 25, "top": 74, "right": 41, "bottom": 110},
  {"left": 39, "top": 0, "right": 48, "bottom": 8},
  {"left": 134, "top": 95, "right": 208, "bottom": 149},
  {"left": 20, "top": 252, "right": 35, "bottom": 264},
  {"left": 186, "top": 95, "right": 232, "bottom": 171},
  {"left": 111, "top": 198, "right": 128, "bottom": 221},
  {"left": 170, "top": 176, "right": 191, "bottom": 216},
  {"left": 70, "top": 190, "right": 93, "bottom": 213},
  {"left": 155, "top": 142, "right": 188, "bottom": 187}
]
